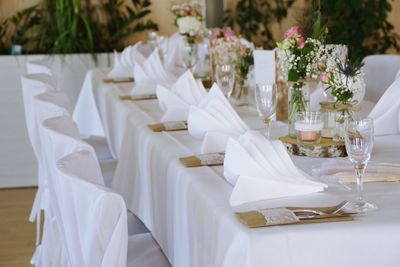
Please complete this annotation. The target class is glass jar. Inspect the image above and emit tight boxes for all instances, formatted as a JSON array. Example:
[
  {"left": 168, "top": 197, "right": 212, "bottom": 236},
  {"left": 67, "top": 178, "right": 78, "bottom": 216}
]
[
  {"left": 320, "top": 101, "right": 337, "bottom": 138},
  {"left": 333, "top": 108, "right": 353, "bottom": 142},
  {"left": 295, "top": 111, "right": 323, "bottom": 144},
  {"left": 288, "top": 80, "right": 310, "bottom": 137}
]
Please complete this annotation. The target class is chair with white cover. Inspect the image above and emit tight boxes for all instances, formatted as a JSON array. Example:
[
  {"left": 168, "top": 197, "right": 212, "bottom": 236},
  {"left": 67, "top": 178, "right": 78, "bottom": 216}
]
[
  {"left": 362, "top": 55, "right": 400, "bottom": 103},
  {"left": 20, "top": 74, "right": 57, "bottom": 245},
  {"left": 41, "top": 121, "right": 170, "bottom": 266},
  {"left": 45, "top": 149, "right": 170, "bottom": 267}
]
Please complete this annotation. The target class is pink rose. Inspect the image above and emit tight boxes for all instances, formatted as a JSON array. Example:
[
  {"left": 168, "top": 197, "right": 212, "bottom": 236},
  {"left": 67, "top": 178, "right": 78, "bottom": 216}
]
[
  {"left": 284, "top": 26, "right": 302, "bottom": 39},
  {"left": 297, "top": 37, "right": 306, "bottom": 48},
  {"left": 223, "top": 28, "right": 235, "bottom": 38},
  {"left": 210, "top": 27, "right": 221, "bottom": 40},
  {"left": 320, "top": 72, "right": 331, "bottom": 83}
]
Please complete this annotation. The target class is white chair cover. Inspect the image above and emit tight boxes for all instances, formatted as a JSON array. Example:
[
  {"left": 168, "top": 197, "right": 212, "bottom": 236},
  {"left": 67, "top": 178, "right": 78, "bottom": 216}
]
[
  {"left": 362, "top": 55, "right": 400, "bottom": 102},
  {"left": 52, "top": 150, "right": 127, "bottom": 267}
]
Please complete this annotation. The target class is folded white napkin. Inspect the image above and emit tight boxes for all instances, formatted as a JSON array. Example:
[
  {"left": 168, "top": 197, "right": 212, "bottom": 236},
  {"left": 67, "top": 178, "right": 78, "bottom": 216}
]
[
  {"left": 163, "top": 33, "right": 185, "bottom": 71},
  {"left": 108, "top": 42, "right": 145, "bottom": 78},
  {"left": 368, "top": 78, "right": 400, "bottom": 135},
  {"left": 224, "top": 131, "right": 326, "bottom": 206},
  {"left": 188, "top": 84, "right": 250, "bottom": 153},
  {"left": 133, "top": 48, "right": 177, "bottom": 94},
  {"left": 157, "top": 70, "right": 207, "bottom": 121}
]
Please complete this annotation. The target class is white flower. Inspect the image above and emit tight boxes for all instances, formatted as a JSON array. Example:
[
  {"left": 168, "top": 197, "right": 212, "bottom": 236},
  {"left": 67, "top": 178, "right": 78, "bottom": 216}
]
[{"left": 177, "top": 16, "right": 202, "bottom": 37}]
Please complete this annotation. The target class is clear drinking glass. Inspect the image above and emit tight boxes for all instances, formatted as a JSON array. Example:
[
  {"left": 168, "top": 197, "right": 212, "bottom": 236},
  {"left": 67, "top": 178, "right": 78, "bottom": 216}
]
[
  {"left": 216, "top": 64, "right": 235, "bottom": 98},
  {"left": 344, "top": 118, "right": 377, "bottom": 213},
  {"left": 254, "top": 84, "right": 278, "bottom": 139}
]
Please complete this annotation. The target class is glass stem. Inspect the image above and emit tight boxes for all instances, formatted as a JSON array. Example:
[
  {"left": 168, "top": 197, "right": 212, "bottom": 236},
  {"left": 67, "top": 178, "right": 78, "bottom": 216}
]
[
  {"left": 264, "top": 118, "right": 271, "bottom": 139},
  {"left": 355, "top": 163, "right": 366, "bottom": 205}
]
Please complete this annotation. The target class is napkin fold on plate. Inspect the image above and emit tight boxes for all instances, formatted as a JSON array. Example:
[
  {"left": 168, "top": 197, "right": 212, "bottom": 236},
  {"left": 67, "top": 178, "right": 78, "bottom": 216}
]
[
  {"left": 107, "top": 42, "right": 145, "bottom": 79},
  {"left": 224, "top": 131, "right": 327, "bottom": 206},
  {"left": 368, "top": 77, "right": 400, "bottom": 135},
  {"left": 162, "top": 33, "right": 186, "bottom": 74},
  {"left": 187, "top": 84, "right": 250, "bottom": 153},
  {"left": 157, "top": 70, "right": 207, "bottom": 121}
]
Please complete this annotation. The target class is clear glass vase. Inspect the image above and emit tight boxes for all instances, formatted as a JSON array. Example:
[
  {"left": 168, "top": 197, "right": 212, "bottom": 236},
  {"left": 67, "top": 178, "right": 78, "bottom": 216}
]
[
  {"left": 183, "top": 41, "right": 198, "bottom": 71},
  {"left": 333, "top": 108, "right": 353, "bottom": 142},
  {"left": 288, "top": 81, "right": 310, "bottom": 137},
  {"left": 234, "top": 76, "right": 249, "bottom": 106}
]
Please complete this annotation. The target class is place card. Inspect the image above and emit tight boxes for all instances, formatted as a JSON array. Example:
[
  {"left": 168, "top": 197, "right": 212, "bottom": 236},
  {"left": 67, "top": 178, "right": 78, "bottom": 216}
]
[
  {"left": 254, "top": 50, "right": 276, "bottom": 85},
  {"left": 148, "top": 121, "right": 188, "bottom": 132},
  {"left": 179, "top": 152, "right": 225, "bottom": 168},
  {"left": 236, "top": 208, "right": 353, "bottom": 228},
  {"left": 338, "top": 175, "right": 400, "bottom": 184},
  {"left": 119, "top": 94, "right": 157, "bottom": 101},
  {"left": 103, "top": 77, "right": 134, "bottom": 84}
]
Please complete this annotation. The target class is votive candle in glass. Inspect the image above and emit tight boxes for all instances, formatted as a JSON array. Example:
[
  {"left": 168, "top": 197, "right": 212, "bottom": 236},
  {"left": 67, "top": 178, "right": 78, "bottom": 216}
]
[{"left": 295, "top": 111, "right": 324, "bottom": 144}]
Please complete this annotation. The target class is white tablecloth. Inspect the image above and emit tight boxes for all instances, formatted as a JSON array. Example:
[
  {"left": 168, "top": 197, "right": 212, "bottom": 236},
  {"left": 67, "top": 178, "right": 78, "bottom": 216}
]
[{"left": 74, "top": 70, "right": 400, "bottom": 267}]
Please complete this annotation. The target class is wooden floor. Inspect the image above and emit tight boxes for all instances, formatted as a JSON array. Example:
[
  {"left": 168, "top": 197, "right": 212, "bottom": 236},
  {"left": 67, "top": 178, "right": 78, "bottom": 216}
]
[{"left": 0, "top": 187, "right": 37, "bottom": 267}]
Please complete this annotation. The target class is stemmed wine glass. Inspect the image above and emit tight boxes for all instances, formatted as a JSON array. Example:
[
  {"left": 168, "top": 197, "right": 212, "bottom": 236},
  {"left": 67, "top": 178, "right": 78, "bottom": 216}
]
[
  {"left": 343, "top": 118, "right": 377, "bottom": 212},
  {"left": 254, "top": 84, "right": 278, "bottom": 139},
  {"left": 216, "top": 64, "right": 235, "bottom": 98}
]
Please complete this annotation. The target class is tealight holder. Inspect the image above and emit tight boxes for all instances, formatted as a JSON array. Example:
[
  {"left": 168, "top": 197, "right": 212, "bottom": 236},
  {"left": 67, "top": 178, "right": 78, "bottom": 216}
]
[{"left": 295, "top": 111, "right": 323, "bottom": 144}]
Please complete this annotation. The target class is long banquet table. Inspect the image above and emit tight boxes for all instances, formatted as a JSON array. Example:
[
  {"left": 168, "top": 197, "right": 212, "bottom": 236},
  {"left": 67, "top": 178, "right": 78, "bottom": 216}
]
[{"left": 74, "top": 69, "right": 400, "bottom": 267}]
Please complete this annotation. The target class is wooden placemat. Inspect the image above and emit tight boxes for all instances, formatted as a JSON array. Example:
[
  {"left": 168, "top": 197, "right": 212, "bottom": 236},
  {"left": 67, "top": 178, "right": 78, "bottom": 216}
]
[
  {"left": 179, "top": 152, "right": 225, "bottom": 167},
  {"left": 119, "top": 94, "right": 157, "bottom": 101},
  {"left": 148, "top": 121, "right": 188, "bottom": 132},
  {"left": 103, "top": 77, "right": 134, "bottom": 84},
  {"left": 279, "top": 136, "right": 347, "bottom": 158},
  {"left": 236, "top": 208, "right": 353, "bottom": 228}
]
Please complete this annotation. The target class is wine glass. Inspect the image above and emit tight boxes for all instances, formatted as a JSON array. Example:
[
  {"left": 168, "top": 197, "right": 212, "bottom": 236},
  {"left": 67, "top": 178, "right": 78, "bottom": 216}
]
[
  {"left": 216, "top": 64, "right": 235, "bottom": 98},
  {"left": 343, "top": 118, "right": 377, "bottom": 213},
  {"left": 254, "top": 84, "right": 278, "bottom": 139}
]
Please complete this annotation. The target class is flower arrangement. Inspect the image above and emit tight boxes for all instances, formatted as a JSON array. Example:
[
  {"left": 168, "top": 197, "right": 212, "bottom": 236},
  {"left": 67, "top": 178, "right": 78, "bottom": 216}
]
[
  {"left": 209, "top": 27, "right": 241, "bottom": 65},
  {"left": 171, "top": 2, "right": 203, "bottom": 44},
  {"left": 277, "top": 26, "right": 322, "bottom": 82},
  {"left": 319, "top": 57, "right": 364, "bottom": 105}
]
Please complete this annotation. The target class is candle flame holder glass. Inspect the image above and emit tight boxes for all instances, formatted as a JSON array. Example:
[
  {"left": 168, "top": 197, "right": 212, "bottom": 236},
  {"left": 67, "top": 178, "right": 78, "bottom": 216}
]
[{"left": 295, "top": 111, "right": 323, "bottom": 144}]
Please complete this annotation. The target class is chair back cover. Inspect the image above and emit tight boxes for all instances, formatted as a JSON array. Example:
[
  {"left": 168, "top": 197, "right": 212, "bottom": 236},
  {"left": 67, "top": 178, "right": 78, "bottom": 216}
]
[
  {"left": 21, "top": 74, "right": 55, "bottom": 160},
  {"left": 362, "top": 55, "right": 400, "bottom": 103},
  {"left": 53, "top": 150, "right": 128, "bottom": 267}
]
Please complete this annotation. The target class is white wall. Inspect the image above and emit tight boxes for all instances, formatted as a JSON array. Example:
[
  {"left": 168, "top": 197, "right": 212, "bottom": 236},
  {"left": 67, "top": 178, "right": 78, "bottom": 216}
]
[{"left": 0, "top": 53, "right": 112, "bottom": 187}]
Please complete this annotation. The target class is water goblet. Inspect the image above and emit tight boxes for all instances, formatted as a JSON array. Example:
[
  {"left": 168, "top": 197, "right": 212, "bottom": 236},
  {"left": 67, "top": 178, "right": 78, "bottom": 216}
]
[
  {"left": 254, "top": 84, "right": 278, "bottom": 139},
  {"left": 344, "top": 118, "right": 377, "bottom": 213},
  {"left": 216, "top": 64, "right": 235, "bottom": 98}
]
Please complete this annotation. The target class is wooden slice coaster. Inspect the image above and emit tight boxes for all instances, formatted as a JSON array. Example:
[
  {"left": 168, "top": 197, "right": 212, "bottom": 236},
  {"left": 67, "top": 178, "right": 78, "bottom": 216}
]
[
  {"left": 103, "top": 77, "right": 134, "bottom": 83},
  {"left": 279, "top": 136, "right": 347, "bottom": 158}
]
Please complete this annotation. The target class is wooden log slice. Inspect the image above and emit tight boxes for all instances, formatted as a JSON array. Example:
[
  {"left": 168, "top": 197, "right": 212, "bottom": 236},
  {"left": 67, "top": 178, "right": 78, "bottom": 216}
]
[{"left": 279, "top": 136, "right": 347, "bottom": 158}]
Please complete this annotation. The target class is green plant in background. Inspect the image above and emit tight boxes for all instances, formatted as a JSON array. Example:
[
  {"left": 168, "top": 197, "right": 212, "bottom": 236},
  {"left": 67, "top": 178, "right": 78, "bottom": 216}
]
[
  {"left": 225, "top": 0, "right": 295, "bottom": 48},
  {"left": 99, "top": 0, "right": 158, "bottom": 51},
  {"left": 0, "top": 0, "right": 157, "bottom": 55},
  {"left": 316, "top": 0, "right": 400, "bottom": 60}
]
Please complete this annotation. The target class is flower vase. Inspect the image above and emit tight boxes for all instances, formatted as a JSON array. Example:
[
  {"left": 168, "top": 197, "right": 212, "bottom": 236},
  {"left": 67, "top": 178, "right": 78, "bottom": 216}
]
[
  {"left": 183, "top": 41, "right": 198, "bottom": 71},
  {"left": 333, "top": 107, "right": 353, "bottom": 142},
  {"left": 234, "top": 76, "right": 249, "bottom": 106},
  {"left": 288, "top": 80, "right": 310, "bottom": 137}
]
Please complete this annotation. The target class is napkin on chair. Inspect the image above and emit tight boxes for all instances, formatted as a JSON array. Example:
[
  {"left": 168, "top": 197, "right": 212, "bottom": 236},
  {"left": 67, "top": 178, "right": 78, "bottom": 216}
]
[
  {"left": 368, "top": 78, "right": 400, "bottom": 135},
  {"left": 188, "top": 84, "right": 250, "bottom": 153},
  {"left": 108, "top": 43, "right": 145, "bottom": 79},
  {"left": 133, "top": 48, "right": 177, "bottom": 94},
  {"left": 156, "top": 70, "right": 207, "bottom": 121},
  {"left": 224, "top": 131, "right": 327, "bottom": 206}
]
